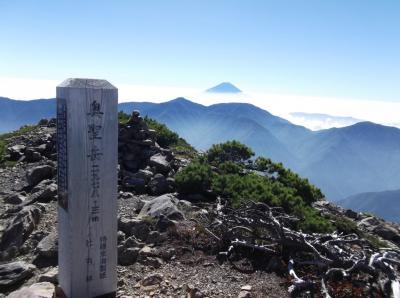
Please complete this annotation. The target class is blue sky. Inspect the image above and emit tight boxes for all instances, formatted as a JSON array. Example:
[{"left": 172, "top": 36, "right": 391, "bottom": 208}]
[{"left": 1, "top": 0, "right": 399, "bottom": 102}]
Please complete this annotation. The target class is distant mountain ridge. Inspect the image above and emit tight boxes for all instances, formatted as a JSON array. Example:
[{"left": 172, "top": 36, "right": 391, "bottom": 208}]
[
  {"left": 1, "top": 96, "right": 400, "bottom": 203},
  {"left": 339, "top": 189, "right": 400, "bottom": 223},
  {"left": 119, "top": 99, "right": 400, "bottom": 201},
  {"left": 0, "top": 97, "right": 56, "bottom": 133}
]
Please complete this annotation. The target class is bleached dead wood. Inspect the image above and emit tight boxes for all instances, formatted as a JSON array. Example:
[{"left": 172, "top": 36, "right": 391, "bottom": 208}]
[{"left": 206, "top": 201, "right": 400, "bottom": 297}]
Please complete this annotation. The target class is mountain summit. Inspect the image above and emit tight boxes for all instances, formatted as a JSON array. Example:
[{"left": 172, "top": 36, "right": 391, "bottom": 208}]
[{"left": 206, "top": 82, "right": 242, "bottom": 93}]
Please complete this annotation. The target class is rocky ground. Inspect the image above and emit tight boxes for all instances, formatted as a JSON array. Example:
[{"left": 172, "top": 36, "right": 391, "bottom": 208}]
[
  {"left": 0, "top": 114, "right": 399, "bottom": 297},
  {"left": 0, "top": 115, "right": 290, "bottom": 298}
]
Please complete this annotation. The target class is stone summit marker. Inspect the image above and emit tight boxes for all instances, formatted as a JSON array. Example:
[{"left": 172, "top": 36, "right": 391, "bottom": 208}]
[{"left": 57, "top": 79, "right": 118, "bottom": 297}]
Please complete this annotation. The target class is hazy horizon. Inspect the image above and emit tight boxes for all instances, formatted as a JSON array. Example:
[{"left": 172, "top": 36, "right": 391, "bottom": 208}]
[{"left": 1, "top": 77, "right": 400, "bottom": 130}]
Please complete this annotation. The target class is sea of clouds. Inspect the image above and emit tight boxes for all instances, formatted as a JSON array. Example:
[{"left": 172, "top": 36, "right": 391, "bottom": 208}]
[{"left": 1, "top": 77, "right": 399, "bottom": 131}]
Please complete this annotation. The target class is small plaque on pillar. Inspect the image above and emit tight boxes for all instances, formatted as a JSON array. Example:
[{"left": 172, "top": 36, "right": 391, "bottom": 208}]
[{"left": 57, "top": 78, "right": 118, "bottom": 298}]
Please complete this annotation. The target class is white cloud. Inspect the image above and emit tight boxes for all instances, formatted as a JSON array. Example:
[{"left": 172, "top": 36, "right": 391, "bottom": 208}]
[{"left": 0, "top": 76, "right": 399, "bottom": 129}]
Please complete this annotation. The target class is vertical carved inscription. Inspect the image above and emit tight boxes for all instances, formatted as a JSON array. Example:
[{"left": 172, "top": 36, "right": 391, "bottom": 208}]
[
  {"left": 57, "top": 98, "right": 68, "bottom": 211},
  {"left": 85, "top": 98, "right": 107, "bottom": 283}
]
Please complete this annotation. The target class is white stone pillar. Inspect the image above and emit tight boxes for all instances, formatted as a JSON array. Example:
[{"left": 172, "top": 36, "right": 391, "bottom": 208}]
[{"left": 57, "top": 79, "right": 118, "bottom": 298}]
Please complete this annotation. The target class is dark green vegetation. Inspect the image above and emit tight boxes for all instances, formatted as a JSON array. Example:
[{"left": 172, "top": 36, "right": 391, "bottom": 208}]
[
  {"left": 176, "top": 140, "right": 333, "bottom": 233},
  {"left": 0, "top": 125, "right": 37, "bottom": 167}
]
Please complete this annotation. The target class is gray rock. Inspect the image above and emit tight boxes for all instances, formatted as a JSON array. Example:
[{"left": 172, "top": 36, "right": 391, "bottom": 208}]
[
  {"left": 141, "top": 273, "right": 163, "bottom": 286},
  {"left": 7, "top": 145, "right": 26, "bottom": 161},
  {"left": 32, "top": 181, "right": 57, "bottom": 202},
  {"left": 155, "top": 215, "right": 177, "bottom": 233},
  {"left": 344, "top": 209, "right": 359, "bottom": 219},
  {"left": 35, "top": 144, "right": 48, "bottom": 154},
  {"left": 117, "top": 231, "right": 126, "bottom": 244},
  {"left": 0, "top": 261, "right": 35, "bottom": 288},
  {"left": 123, "top": 177, "right": 146, "bottom": 193},
  {"left": 23, "top": 148, "right": 42, "bottom": 163},
  {"left": 138, "top": 246, "right": 158, "bottom": 258},
  {"left": 38, "top": 119, "right": 49, "bottom": 126},
  {"left": 132, "top": 169, "right": 154, "bottom": 182},
  {"left": 118, "top": 193, "right": 145, "bottom": 211},
  {"left": 139, "top": 194, "right": 184, "bottom": 220},
  {"left": 149, "top": 153, "right": 171, "bottom": 175},
  {"left": 118, "top": 217, "right": 150, "bottom": 240},
  {"left": 37, "top": 231, "right": 58, "bottom": 258},
  {"left": 26, "top": 165, "right": 54, "bottom": 186},
  {"left": 139, "top": 256, "right": 164, "bottom": 268},
  {"left": 148, "top": 174, "right": 169, "bottom": 195},
  {"left": 374, "top": 224, "right": 400, "bottom": 242},
  {"left": 118, "top": 246, "right": 140, "bottom": 266},
  {"left": 3, "top": 193, "right": 26, "bottom": 205},
  {"left": 7, "top": 282, "right": 55, "bottom": 298},
  {"left": 124, "top": 236, "right": 145, "bottom": 248},
  {"left": 0, "top": 205, "right": 43, "bottom": 251},
  {"left": 38, "top": 267, "right": 58, "bottom": 284},
  {"left": 146, "top": 231, "right": 166, "bottom": 244},
  {"left": 119, "top": 192, "right": 134, "bottom": 200}
]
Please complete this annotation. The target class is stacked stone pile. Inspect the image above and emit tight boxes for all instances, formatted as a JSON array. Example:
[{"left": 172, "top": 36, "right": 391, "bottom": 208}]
[{"left": 118, "top": 111, "right": 178, "bottom": 195}]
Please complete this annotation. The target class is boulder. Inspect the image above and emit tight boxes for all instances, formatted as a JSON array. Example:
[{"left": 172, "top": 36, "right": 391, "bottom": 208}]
[
  {"left": 7, "top": 282, "right": 55, "bottom": 298},
  {"left": 26, "top": 165, "right": 54, "bottom": 186},
  {"left": 117, "top": 231, "right": 126, "bottom": 244},
  {"left": 149, "top": 153, "right": 171, "bottom": 175},
  {"left": 145, "top": 231, "right": 166, "bottom": 244},
  {"left": 35, "top": 144, "right": 48, "bottom": 154},
  {"left": 237, "top": 285, "right": 253, "bottom": 298},
  {"left": 139, "top": 194, "right": 184, "bottom": 220},
  {"left": 141, "top": 273, "right": 163, "bottom": 287},
  {"left": 373, "top": 224, "right": 400, "bottom": 242},
  {"left": 124, "top": 236, "right": 145, "bottom": 249},
  {"left": 344, "top": 209, "right": 359, "bottom": 219},
  {"left": 3, "top": 192, "right": 26, "bottom": 205},
  {"left": 23, "top": 148, "right": 42, "bottom": 163},
  {"left": 31, "top": 181, "right": 57, "bottom": 202},
  {"left": 148, "top": 174, "right": 169, "bottom": 195},
  {"left": 132, "top": 169, "right": 154, "bottom": 182},
  {"left": 118, "top": 217, "right": 150, "bottom": 240},
  {"left": 118, "top": 246, "right": 140, "bottom": 266},
  {"left": 0, "top": 205, "right": 43, "bottom": 251},
  {"left": 38, "top": 119, "right": 49, "bottom": 126},
  {"left": 38, "top": 267, "right": 58, "bottom": 284},
  {"left": 0, "top": 261, "right": 35, "bottom": 289},
  {"left": 138, "top": 246, "right": 158, "bottom": 258},
  {"left": 155, "top": 215, "right": 177, "bottom": 233},
  {"left": 139, "top": 256, "right": 164, "bottom": 268},
  {"left": 7, "top": 145, "right": 26, "bottom": 161},
  {"left": 123, "top": 177, "right": 146, "bottom": 193},
  {"left": 37, "top": 231, "right": 58, "bottom": 258},
  {"left": 118, "top": 193, "right": 145, "bottom": 211},
  {"left": 47, "top": 118, "right": 57, "bottom": 127}
]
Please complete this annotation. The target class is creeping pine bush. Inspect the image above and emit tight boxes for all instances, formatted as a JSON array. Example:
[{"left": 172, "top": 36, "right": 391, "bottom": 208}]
[
  {"left": 175, "top": 160, "right": 214, "bottom": 195},
  {"left": 207, "top": 140, "right": 254, "bottom": 165},
  {"left": 176, "top": 140, "right": 333, "bottom": 233}
]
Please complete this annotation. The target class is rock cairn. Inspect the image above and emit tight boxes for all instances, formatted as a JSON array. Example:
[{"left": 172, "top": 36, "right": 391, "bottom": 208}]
[{"left": 118, "top": 111, "right": 177, "bottom": 195}]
